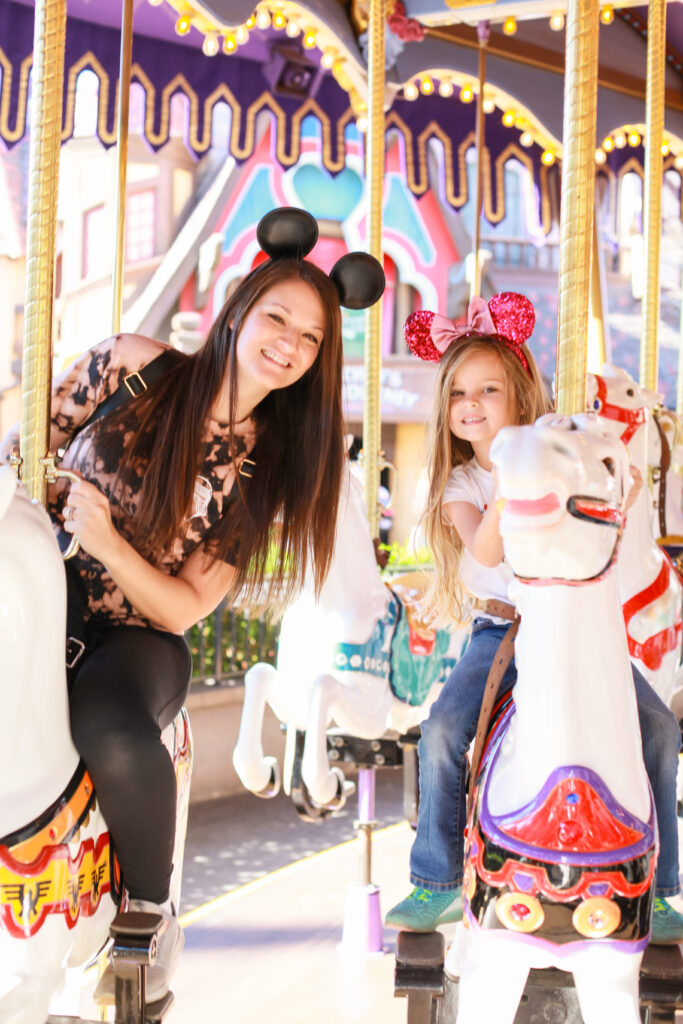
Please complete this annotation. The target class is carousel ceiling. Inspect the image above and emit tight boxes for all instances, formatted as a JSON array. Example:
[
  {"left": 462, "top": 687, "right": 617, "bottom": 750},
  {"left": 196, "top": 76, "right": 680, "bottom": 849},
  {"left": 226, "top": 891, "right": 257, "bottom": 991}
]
[{"left": 2, "top": 0, "right": 683, "bottom": 227}]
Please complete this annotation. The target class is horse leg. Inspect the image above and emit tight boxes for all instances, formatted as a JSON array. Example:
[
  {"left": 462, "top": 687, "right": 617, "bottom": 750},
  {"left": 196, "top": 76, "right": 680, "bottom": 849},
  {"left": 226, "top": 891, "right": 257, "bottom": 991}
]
[
  {"left": 232, "top": 662, "right": 281, "bottom": 795},
  {"left": 455, "top": 935, "right": 530, "bottom": 1024},
  {"left": 571, "top": 949, "right": 642, "bottom": 1024},
  {"left": 301, "top": 672, "right": 350, "bottom": 806}
]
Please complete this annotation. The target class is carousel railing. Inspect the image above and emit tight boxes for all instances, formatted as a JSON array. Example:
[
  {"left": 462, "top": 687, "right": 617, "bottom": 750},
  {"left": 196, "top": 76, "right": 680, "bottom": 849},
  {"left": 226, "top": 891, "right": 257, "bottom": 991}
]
[{"left": 187, "top": 603, "right": 280, "bottom": 687}]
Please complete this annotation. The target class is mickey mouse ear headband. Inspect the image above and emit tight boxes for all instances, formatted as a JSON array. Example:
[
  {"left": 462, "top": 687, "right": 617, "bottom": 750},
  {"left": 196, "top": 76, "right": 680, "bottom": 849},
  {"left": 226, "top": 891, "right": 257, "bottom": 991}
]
[
  {"left": 257, "top": 207, "right": 385, "bottom": 310},
  {"left": 404, "top": 292, "right": 535, "bottom": 375}
]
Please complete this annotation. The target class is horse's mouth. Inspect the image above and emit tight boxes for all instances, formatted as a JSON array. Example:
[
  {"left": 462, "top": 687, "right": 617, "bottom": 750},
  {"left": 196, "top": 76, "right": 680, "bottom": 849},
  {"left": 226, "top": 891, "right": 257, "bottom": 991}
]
[{"left": 502, "top": 492, "right": 562, "bottom": 518}]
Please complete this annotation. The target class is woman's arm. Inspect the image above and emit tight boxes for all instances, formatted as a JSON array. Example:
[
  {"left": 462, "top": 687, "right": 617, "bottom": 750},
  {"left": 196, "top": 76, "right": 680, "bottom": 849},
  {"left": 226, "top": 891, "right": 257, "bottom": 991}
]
[
  {"left": 443, "top": 497, "right": 504, "bottom": 568},
  {"left": 64, "top": 478, "right": 236, "bottom": 632}
]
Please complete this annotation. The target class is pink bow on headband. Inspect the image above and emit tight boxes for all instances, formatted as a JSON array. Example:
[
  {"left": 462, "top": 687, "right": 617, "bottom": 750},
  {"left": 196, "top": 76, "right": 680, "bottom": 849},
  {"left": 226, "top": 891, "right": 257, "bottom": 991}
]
[{"left": 404, "top": 292, "right": 535, "bottom": 375}]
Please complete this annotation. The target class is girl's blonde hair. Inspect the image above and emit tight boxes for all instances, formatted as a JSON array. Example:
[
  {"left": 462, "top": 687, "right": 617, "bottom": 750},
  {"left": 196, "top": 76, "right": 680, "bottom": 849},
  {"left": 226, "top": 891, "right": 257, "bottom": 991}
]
[{"left": 421, "top": 335, "right": 552, "bottom": 626}]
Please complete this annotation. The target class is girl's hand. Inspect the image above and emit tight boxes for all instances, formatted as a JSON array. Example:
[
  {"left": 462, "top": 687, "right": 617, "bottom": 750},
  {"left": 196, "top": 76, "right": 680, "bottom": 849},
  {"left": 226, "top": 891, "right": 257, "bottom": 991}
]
[
  {"left": 624, "top": 464, "right": 644, "bottom": 513},
  {"left": 62, "top": 479, "right": 122, "bottom": 566}
]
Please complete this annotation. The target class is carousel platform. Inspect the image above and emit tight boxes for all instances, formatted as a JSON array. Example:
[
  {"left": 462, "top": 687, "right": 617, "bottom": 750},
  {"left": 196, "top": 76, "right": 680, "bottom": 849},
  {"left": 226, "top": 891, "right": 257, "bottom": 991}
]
[{"left": 69, "top": 774, "right": 683, "bottom": 1024}]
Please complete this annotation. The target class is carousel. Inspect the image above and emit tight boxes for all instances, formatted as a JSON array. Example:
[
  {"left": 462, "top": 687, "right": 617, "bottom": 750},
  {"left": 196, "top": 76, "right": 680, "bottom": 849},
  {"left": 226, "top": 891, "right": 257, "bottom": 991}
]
[{"left": 0, "top": 0, "right": 682, "bottom": 1022}]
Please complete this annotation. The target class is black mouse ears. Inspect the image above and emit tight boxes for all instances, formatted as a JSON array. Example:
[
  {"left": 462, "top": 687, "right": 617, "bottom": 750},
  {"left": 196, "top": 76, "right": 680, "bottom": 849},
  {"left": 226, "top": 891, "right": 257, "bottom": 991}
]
[{"left": 256, "top": 207, "right": 385, "bottom": 311}]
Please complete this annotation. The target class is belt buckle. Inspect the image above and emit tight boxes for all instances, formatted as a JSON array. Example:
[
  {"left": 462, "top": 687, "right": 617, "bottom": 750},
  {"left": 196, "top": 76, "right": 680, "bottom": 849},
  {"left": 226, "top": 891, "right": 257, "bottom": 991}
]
[
  {"left": 238, "top": 458, "right": 256, "bottom": 479},
  {"left": 123, "top": 371, "right": 147, "bottom": 397},
  {"left": 66, "top": 637, "right": 86, "bottom": 669}
]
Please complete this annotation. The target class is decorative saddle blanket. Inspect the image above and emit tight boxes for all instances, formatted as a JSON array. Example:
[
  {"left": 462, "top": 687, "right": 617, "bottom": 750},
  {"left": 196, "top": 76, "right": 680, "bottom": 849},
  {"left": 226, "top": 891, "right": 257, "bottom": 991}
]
[{"left": 464, "top": 702, "right": 657, "bottom": 951}]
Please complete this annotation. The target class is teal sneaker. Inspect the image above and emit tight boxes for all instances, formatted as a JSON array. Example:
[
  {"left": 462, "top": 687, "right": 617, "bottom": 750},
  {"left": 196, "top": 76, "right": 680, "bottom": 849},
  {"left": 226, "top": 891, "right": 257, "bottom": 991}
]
[
  {"left": 650, "top": 898, "right": 683, "bottom": 945},
  {"left": 385, "top": 886, "right": 462, "bottom": 932}
]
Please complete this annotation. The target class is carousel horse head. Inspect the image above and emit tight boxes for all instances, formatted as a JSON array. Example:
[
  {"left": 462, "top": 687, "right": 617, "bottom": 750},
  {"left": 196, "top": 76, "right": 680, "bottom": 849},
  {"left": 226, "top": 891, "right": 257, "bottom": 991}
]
[{"left": 491, "top": 412, "right": 630, "bottom": 582}]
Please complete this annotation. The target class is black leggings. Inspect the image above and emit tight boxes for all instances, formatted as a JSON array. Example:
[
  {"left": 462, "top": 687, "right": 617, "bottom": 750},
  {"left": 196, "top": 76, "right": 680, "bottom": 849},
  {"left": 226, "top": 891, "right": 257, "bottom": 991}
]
[{"left": 69, "top": 626, "right": 192, "bottom": 904}]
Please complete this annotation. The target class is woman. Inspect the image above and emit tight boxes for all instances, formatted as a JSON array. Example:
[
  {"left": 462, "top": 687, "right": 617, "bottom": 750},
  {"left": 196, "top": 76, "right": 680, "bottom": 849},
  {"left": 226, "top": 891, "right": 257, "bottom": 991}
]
[{"left": 1, "top": 208, "right": 384, "bottom": 1001}]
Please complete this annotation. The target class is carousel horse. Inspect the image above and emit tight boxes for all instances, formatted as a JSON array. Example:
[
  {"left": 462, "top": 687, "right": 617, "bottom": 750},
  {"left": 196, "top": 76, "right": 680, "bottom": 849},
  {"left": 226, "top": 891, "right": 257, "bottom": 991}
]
[
  {"left": 233, "top": 460, "right": 468, "bottom": 810},
  {"left": 646, "top": 402, "right": 683, "bottom": 538},
  {"left": 586, "top": 366, "right": 683, "bottom": 707},
  {"left": 0, "top": 467, "right": 192, "bottom": 1024},
  {"left": 447, "top": 414, "right": 656, "bottom": 1024}
]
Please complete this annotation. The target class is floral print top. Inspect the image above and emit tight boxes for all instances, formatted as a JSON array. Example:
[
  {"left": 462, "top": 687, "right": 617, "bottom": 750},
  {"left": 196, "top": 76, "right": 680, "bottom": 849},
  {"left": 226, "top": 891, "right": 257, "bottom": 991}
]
[{"left": 49, "top": 335, "right": 256, "bottom": 630}]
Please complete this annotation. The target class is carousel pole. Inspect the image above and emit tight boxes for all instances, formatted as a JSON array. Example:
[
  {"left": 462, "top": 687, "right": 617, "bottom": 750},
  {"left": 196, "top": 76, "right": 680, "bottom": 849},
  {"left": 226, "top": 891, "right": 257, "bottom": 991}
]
[
  {"left": 470, "top": 21, "right": 489, "bottom": 300},
  {"left": 362, "top": 0, "right": 385, "bottom": 539},
  {"left": 677, "top": 265, "right": 683, "bottom": 415},
  {"left": 111, "top": 0, "right": 135, "bottom": 334},
  {"left": 20, "top": 0, "right": 67, "bottom": 503},
  {"left": 555, "top": 0, "right": 600, "bottom": 415},
  {"left": 640, "top": 0, "right": 666, "bottom": 393},
  {"left": 341, "top": 0, "right": 386, "bottom": 959}
]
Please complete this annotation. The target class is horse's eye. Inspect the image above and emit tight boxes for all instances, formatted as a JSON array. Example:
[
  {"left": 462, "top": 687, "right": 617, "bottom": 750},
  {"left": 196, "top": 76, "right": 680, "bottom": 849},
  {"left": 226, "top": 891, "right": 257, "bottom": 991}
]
[
  {"left": 626, "top": 388, "right": 635, "bottom": 397},
  {"left": 602, "top": 458, "right": 616, "bottom": 476}
]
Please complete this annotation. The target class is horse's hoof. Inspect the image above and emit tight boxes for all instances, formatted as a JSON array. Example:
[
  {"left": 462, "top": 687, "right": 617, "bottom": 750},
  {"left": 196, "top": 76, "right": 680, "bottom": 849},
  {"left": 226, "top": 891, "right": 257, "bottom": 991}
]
[
  {"left": 253, "top": 756, "right": 281, "bottom": 799},
  {"left": 324, "top": 767, "right": 354, "bottom": 811}
]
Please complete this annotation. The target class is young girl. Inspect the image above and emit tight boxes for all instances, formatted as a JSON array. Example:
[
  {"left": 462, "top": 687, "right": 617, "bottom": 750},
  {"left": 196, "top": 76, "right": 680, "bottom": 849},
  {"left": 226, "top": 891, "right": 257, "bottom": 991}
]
[
  {"left": 385, "top": 293, "right": 683, "bottom": 944},
  {"left": 1, "top": 207, "right": 384, "bottom": 1000}
]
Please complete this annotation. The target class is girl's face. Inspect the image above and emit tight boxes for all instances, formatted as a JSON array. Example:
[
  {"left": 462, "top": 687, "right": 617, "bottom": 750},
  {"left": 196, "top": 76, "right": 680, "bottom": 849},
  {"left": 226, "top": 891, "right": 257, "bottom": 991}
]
[
  {"left": 235, "top": 278, "right": 325, "bottom": 395},
  {"left": 448, "top": 348, "right": 516, "bottom": 451}
]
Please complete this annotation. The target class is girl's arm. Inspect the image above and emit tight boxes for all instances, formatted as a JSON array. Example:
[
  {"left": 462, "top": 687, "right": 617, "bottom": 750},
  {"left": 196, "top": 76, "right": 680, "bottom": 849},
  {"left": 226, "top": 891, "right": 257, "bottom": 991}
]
[
  {"left": 443, "top": 497, "right": 504, "bottom": 568},
  {"left": 64, "top": 478, "right": 236, "bottom": 633}
]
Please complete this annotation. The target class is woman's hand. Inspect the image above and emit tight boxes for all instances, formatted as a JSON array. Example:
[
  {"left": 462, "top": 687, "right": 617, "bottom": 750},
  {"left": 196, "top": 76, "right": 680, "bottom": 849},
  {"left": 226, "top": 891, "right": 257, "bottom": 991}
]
[
  {"left": 624, "top": 464, "right": 644, "bottom": 514},
  {"left": 62, "top": 479, "right": 123, "bottom": 566}
]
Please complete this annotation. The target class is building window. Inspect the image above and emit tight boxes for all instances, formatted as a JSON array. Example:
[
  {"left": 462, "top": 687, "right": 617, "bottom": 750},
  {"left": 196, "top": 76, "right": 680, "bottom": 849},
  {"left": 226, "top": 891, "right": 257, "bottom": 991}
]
[
  {"left": 126, "top": 189, "right": 156, "bottom": 263},
  {"left": 82, "top": 204, "right": 108, "bottom": 280}
]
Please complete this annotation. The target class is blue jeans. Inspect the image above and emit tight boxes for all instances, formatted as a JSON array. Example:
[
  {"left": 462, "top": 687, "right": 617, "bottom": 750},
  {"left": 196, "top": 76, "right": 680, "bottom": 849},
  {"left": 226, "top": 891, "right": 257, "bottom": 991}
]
[{"left": 409, "top": 618, "right": 682, "bottom": 897}]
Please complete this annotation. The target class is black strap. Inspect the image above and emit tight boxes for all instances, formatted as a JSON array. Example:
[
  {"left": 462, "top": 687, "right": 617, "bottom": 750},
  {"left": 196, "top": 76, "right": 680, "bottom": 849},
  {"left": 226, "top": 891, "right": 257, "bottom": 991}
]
[{"left": 66, "top": 349, "right": 177, "bottom": 444}]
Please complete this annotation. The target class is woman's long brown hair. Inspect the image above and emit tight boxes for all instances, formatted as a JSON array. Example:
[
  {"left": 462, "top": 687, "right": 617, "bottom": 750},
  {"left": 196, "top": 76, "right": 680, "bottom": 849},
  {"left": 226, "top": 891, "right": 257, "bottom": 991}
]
[{"left": 94, "top": 258, "right": 345, "bottom": 609}]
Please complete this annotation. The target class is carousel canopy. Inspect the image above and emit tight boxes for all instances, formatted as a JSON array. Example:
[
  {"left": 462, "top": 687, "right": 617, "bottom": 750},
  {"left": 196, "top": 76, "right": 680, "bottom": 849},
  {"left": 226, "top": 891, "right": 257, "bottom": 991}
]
[{"left": 2, "top": 0, "right": 683, "bottom": 229}]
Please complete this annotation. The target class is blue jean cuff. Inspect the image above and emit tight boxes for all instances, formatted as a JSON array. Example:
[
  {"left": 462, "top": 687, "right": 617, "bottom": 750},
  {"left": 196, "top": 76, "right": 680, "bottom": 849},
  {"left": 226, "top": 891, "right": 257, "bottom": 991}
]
[
  {"left": 409, "top": 875, "right": 462, "bottom": 891},
  {"left": 654, "top": 886, "right": 681, "bottom": 898}
]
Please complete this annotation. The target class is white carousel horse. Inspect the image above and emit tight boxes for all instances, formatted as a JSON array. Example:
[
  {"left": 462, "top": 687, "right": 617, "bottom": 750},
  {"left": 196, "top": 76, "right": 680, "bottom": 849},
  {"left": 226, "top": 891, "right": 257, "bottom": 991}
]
[
  {"left": 586, "top": 366, "right": 683, "bottom": 707},
  {"left": 447, "top": 414, "right": 656, "bottom": 1024},
  {"left": 232, "top": 460, "right": 468, "bottom": 809},
  {"left": 646, "top": 403, "right": 683, "bottom": 538},
  {"left": 0, "top": 467, "right": 192, "bottom": 1024}
]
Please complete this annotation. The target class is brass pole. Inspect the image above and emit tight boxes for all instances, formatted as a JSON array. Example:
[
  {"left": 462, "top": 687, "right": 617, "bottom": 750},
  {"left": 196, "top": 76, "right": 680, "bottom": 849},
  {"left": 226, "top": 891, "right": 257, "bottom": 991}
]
[
  {"left": 20, "top": 0, "right": 67, "bottom": 503},
  {"left": 588, "top": 217, "right": 607, "bottom": 371},
  {"left": 112, "top": 0, "right": 134, "bottom": 334},
  {"left": 362, "top": 0, "right": 385, "bottom": 539},
  {"left": 640, "top": 0, "right": 666, "bottom": 392},
  {"left": 471, "top": 21, "right": 489, "bottom": 300},
  {"left": 555, "top": 0, "right": 599, "bottom": 416}
]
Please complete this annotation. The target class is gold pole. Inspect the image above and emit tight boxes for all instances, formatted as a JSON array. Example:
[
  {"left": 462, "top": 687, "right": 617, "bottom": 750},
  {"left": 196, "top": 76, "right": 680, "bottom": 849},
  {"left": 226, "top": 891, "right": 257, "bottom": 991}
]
[
  {"left": 555, "top": 0, "right": 600, "bottom": 416},
  {"left": 362, "top": 0, "right": 385, "bottom": 540},
  {"left": 20, "top": 0, "right": 67, "bottom": 503},
  {"left": 587, "top": 217, "right": 607, "bottom": 371},
  {"left": 640, "top": 0, "right": 666, "bottom": 393},
  {"left": 112, "top": 0, "right": 134, "bottom": 334},
  {"left": 471, "top": 21, "right": 489, "bottom": 300}
]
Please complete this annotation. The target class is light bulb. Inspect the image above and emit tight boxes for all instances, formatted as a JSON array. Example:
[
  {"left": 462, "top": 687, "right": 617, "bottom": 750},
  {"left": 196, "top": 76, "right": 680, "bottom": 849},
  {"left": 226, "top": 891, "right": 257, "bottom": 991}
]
[
  {"left": 460, "top": 84, "right": 474, "bottom": 103},
  {"left": 520, "top": 131, "right": 533, "bottom": 147},
  {"left": 223, "top": 33, "right": 237, "bottom": 53},
  {"left": 541, "top": 150, "right": 555, "bottom": 165},
  {"left": 302, "top": 29, "right": 317, "bottom": 49},
  {"left": 175, "top": 13, "right": 192, "bottom": 35},
  {"left": 549, "top": 12, "right": 564, "bottom": 31},
  {"left": 595, "top": 148, "right": 606, "bottom": 164},
  {"left": 272, "top": 11, "right": 287, "bottom": 30},
  {"left": 420, "top": 77, "right": 434, "bottom": 95},
  {"left": 603, "top": 136, "right": 615, "bottom": 152},
  {"left": 438, "top": 80, "right": 454, "bottom": 98},
  {"left": 404, "top": 82, "right": 419, "bottom": 101},
  {"left": 614, "top": 132, "right": 627, "bottom": 149},
  {"left": 202, "top": 32, "right": 220, "bottom": 57},
  {"left": 628, "top": 131, "right": 640, "bottom": 147},
  {"left": 502, "top": 110, "right": 515, "bottom": 127},
  {"left": 503, "top": 16, "right": 517, "bottom": 35},
  {"left": 483, "top": 97, "right": 495, "bottom": 114},
  {"left": 286, "top": 19, "right": 301, "bottom": 36},
  {"left": 600, "top": 5, "right": 614, "bottom": 25},
  {"left": 235, "top": 25, "right": 250, "bottom": 44}
]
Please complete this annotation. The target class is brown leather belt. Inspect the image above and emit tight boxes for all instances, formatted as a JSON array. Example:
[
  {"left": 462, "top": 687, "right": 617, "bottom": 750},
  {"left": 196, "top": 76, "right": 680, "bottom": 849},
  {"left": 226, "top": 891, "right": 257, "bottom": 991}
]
[{"left": 481, "top": 599, "right": 517, "bottom": 621}]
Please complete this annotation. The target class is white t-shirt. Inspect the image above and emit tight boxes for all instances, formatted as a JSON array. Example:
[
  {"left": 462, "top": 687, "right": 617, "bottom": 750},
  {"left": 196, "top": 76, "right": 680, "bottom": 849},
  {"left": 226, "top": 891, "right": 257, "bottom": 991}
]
[{"left": 442, "top": 458, "right": 514, "bottom": 612}]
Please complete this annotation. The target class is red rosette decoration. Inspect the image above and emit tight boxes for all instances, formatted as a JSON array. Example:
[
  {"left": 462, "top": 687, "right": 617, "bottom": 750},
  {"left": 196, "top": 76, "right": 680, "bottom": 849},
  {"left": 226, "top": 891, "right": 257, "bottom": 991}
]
[
  {"left": 488, "top": 292, "right": 535, "bottom": 348},
  {"left": 404, "top": 310, "right": 442, "bottom": 363}
]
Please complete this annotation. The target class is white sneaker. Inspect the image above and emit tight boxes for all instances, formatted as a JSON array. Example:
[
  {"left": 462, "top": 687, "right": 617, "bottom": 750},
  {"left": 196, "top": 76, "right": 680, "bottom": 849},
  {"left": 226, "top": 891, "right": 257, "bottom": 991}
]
[{"left": 93, "top": 900, "right": 184, "bottom": 1004}]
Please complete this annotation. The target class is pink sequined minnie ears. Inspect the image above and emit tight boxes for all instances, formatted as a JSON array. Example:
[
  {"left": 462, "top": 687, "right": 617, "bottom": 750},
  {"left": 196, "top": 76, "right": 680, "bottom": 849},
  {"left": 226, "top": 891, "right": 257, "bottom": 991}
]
[
  {"left": 257, "top": 208, "right": 385, "bottom": 310},
  {"left": 404, "top": 292, "right": 535, "bottom": 375}
]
